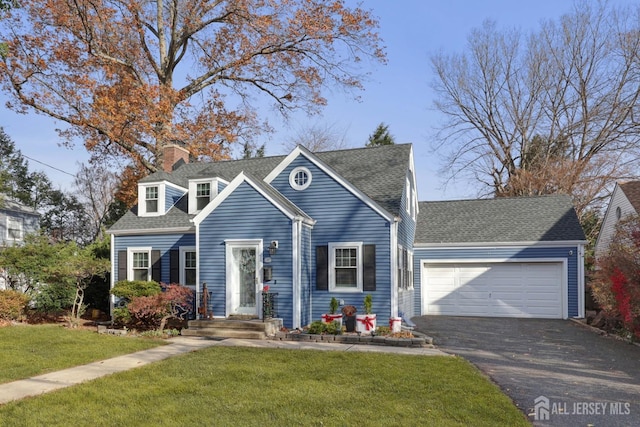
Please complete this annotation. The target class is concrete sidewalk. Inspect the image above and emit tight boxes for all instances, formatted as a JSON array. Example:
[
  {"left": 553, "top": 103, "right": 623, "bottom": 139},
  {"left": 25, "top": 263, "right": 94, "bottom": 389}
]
[{"left": 0, "top": 336, "right": 448, "bottom": 405}]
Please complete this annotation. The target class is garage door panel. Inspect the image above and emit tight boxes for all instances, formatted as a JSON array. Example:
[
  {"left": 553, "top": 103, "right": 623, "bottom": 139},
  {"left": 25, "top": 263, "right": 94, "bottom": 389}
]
[{"left": 424, "top": 262, "right": 563, "bottom": 318}]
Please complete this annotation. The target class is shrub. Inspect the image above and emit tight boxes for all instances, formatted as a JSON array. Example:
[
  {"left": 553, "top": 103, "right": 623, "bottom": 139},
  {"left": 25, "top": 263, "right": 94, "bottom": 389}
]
[
  {"left": 592, "top": 215, "right": 640, "bottom": 338},
  {"left": 307, "top": 320, "right": 342, "bottom": 335},
  {"left": 0, "top": 290, "right": 30, "bottom": 321},
  {"left": 111, "top": 280, "right": 161, "bottom": 300},
  {"left": 32, "top": 282, "right": 75, "bottom": 314},
  {"left": 125, "top": 283, "right": 193, "bottom": 331}
]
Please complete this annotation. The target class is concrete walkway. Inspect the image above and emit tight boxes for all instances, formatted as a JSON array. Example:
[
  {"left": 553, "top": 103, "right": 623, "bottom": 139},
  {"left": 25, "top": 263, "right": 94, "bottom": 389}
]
[{"left": 0, "top": 336, "right": 447, "bottom": 405}]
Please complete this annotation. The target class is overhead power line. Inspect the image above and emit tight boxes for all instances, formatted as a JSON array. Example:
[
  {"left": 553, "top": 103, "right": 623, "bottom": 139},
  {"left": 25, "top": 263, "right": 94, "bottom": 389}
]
[{"left": 21, "top": 153, "right": 76, "bottom": 177}]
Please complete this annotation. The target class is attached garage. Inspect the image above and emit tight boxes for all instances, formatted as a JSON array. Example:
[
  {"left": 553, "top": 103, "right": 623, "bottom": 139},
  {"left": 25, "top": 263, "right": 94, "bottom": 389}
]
[
  {"left": 413, "top": 195, "right": 587, "bottom": 320},
  {"left": 422, "top": 261, "right": 564, "bottom": 318}
]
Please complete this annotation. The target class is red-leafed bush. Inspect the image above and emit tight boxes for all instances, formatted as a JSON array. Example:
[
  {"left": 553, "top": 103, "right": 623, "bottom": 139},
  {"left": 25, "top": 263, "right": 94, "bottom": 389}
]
[
  {"left": 126, "top": 283, "right": 194, "bottom": 332},
  {"left": 592, "top": 216, "right": 640, "bottom": 338}
]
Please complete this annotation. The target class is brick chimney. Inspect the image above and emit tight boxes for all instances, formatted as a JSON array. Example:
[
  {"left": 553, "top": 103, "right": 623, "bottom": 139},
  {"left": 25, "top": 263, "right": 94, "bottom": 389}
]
[{"left": 163, "top": 144, "right": 190, "bottom": 172}]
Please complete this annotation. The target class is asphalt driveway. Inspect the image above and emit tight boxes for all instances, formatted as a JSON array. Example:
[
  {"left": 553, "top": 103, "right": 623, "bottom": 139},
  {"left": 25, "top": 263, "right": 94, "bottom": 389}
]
[{"left": 412, "top": 316, "right": 640, "bottom": 427}]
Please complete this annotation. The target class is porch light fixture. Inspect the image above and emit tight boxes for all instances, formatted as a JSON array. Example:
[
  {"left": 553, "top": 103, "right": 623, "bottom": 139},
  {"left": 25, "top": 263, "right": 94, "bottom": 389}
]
[{"left": 269, "top": 240, "right": 278, "bottom": 256}]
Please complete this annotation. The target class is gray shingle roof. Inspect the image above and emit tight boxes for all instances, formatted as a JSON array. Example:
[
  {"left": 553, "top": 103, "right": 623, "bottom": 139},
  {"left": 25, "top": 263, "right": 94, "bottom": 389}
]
[
  {"left": 415, "top": 194, "right": 586, "bottom": 244},
  {"left": 0, "top": 196, "right": 39, "bottom": 216},
  {"left": 110, "top": 144, "right": 411, "bottom": 233}
]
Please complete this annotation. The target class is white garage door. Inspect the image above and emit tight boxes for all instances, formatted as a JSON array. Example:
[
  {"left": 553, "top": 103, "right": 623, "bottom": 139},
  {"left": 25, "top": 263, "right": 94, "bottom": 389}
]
[{"left": 423, "top": 262, "right": 563, "bottom": 318}]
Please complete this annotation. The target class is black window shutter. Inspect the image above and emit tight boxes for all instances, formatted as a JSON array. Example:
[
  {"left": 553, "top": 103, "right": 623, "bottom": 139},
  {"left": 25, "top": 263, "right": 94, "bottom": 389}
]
[
  {"left": 363, "top": 245, "right": 376, "bottom": 291},
  {"left": 316, "top": 245, "right": 328, "bottom": 290},
  {"left": 117, "top": 250, "right": 127, "bottom": 282},
  {"left": 151, "top": 250, "right": 161, "bottom": 283},
  {"left": 169, "top": 249, "right": 180, "bottom": 284}
]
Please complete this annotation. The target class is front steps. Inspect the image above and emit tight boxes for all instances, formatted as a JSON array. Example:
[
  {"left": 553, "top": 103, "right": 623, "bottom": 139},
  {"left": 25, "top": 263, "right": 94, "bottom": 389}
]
[{"left": 182, "top": 318, "right": 282, "bottom": 340}]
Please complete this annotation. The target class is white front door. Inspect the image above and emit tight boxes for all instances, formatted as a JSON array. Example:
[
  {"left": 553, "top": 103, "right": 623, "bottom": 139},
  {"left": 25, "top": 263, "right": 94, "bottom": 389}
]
[{"left": 226, "top": 240, "right": 262, "bottom": 317}]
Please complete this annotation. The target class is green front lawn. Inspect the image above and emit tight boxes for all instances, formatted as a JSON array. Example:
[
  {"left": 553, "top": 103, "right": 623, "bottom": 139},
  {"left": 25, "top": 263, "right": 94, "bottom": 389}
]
[
  {"left": 0, "top": 346, "right": 529, "bottom": 426},
  {"left": 0, "top": 324, "right": 165, "bottom": 383}
]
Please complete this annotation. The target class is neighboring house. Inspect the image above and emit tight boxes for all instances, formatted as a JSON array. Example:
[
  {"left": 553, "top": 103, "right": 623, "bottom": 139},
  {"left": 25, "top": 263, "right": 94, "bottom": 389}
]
[
  {"left": 594, "top": 181, "right": 640, "bottom": 260},
  {"left": 108, "top": 144, "right": 587, "bottom": 328},
  {"left": 0, "top": 197, "right": 40, "bottom": 289}
]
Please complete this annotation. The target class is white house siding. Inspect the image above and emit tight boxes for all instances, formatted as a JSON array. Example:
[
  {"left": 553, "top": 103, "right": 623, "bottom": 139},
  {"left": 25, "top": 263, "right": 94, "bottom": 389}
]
[
  {"left": 0, "top": 208, "right": 39, "bottom": 247},
  {"left": 269, "top": 155, "right": 393, "bottom": 324},
  {"left": 595, "top": 184, "right": 636, "bottom": 259}
]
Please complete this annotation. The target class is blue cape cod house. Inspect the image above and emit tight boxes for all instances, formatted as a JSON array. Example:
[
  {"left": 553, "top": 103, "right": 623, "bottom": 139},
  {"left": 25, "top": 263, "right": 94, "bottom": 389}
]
[{"left": 108, "top": 143, "right": 587, "bottom": 329}]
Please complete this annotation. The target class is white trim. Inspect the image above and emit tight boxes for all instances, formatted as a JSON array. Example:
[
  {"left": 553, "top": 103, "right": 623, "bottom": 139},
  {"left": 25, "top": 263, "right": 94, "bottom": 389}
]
[
  {"left": 179, "top": 246, "right": 196, "bottom": 288},
  {"left": 195, "top": 223, "right": 201, "bottom": 308},
  {"left": 414, "top": 240, "right": 588, "bottom": 249},
  {"left": 137, "top": 181, "right": 186, "bottom": 217},
  {"left": 390, "top": 221, "right": 398, "bottom": 317},
  {"left": 577, "top": 244, "right": 586, "bottom": 318},
  {"left": 264, "top": 146, "right": 395, "bottom": 222},
  {"left": 126, "top": 247, "right": 153, "bottom": 281},
  {"left": 328, "top": 241, "right": 363, "bottom": 292},
  {"left": 289, "top": 166, "right": 312, "bottom": 191},
  {"left": 193, "top": 172, "right": 315, "bottom": 226},
  {"left": 420, "top": 257, "right": 569, "bottom": 319},
  {"left": 5, "top": 216, "right": 23, "bottom": 241},
  {"left": 292, "top": 220, "right": 301, "bottom": 328},
  {"left": 225, "top": 239, "right": 263, "bottom": 318}
]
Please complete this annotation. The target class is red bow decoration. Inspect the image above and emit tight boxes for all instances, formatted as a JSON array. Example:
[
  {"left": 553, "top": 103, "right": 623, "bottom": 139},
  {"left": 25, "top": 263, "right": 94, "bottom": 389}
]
[
  {"left": 358, "top": 315, "right": 375, "bottom": 331},
  {"left": 389, "top": 317, "right": 401, "bottom": 328},
  {"left": 322, "top": 314, "right": 341, "bottom": 323}
]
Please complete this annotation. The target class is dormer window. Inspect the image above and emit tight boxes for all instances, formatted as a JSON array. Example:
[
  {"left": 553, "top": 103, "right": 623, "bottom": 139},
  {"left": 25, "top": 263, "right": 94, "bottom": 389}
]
[
  {"left": 196, "top": 183, "right": 211, "bottom": 210},
  {"left": 189, "top": 178, "right": 221, "bottom": 213},
  {"left": 145, "top": 186, "right": 159, "bottom": 213}
]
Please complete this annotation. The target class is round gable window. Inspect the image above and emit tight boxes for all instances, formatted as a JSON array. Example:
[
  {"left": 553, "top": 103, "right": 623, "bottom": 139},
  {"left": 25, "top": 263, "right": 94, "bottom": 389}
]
[{"left": 289, "top": 167, "right": 312, "bottom": 190}]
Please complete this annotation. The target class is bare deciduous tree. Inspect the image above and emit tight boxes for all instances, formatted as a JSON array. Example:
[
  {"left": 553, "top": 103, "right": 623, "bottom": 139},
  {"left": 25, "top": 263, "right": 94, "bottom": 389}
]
[
  {"left": 430, "top": 1, "right": 640, "bottom": 218},
  {"left": 74, "top": 163, "right": 118, "bottom": 242},
  {"left": 284, "top": 122, "right": 350, "bottom": 152}
]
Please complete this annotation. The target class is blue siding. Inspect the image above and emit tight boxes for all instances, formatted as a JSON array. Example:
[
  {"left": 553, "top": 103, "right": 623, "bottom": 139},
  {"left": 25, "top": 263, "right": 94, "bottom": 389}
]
[
  {"left": 165, "top": 185, "right": 186, "bottom": 212},
  {"left": 199, "top": 182, "right": 296, "bottom": 326},
  {"left": 113, "top": 233, "right": 195, "bottom": 284},
  {"left": 300, "top": 225, "right": 313, "bottom": 326},
  {"left": 270, "top": 156, "right": 393, "bottom": 324},
  {"left": 414, "top": 246, "right": 581, "bottom": 317},
  {"left": 397, "top": 171, "right": 416, "bottom": 319}
]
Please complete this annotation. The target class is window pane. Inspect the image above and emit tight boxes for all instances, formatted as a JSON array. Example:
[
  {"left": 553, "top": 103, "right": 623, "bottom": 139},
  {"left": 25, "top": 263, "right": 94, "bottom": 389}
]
[
  {"left": 335, "top": 269, "right": 357, "bottom": 287},
  {"left": 133, "top": 268, "right": 148, "bottom": 281},
  {"left": 295, "top": 170, "right": 308, "bottom": 186},
  {"left": 196, "top": 196, "right": 209, "bottom": 210},
  {"left": 196, "top": 183, "right": 210, "bottom": 197},
  {"left": 185, "top": 269, "right": 196, "bottom": 287},
  {"left": 133, "top": 252, "right": 149, "bottom": 268},
  {"left": 146, "top": 199, "right": 158, "bottom": 213},
  {"left": 146, "top": 187, "right": 158, "bottom": 199},
  {"left": 185, "top": 252, "right": 196, "bottom": 268}
]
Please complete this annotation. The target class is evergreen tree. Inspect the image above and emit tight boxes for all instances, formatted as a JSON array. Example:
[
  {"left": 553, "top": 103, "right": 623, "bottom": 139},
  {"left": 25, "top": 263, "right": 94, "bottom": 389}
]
[{"left": 366, "top": 123, "right": 395, "bottom": 147}]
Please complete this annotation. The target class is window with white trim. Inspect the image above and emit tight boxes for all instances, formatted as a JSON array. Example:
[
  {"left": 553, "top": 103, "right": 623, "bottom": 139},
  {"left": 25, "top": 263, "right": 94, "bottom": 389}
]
[
  {"left": 128, "top": 248, "right": 151, "bottom": 281},
  {"left": 196, "top": 183, "right": 211, "bottom": 210},
  {"left": 329, "top": 242, "right": 362, "bottom": 291},
  {"left": 398, "top": 246, "right": 414, "bottom": 291},
  {"left": 6, "top": 217, "right": 23, "bottom": 241},
  {"left": 289, "top": 166, "right": 312, "bottom": 191},
  {"left": 145, "top": 186, "right": 158, "bottom": 213},
  {"left": 183, "top": 250, "right": 196, "bottom": 287}
]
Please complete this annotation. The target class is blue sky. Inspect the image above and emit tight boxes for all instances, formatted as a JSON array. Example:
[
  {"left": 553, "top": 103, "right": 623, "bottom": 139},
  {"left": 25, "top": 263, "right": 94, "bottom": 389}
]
[{"left": 2, "top": 0, "right": 636, "bottom": 200}]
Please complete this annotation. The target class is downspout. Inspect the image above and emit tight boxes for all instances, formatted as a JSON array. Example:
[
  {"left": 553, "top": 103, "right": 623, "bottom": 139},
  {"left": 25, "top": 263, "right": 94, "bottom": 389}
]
[
  {"left": 292, "top": 218, "right": 301, "bottom": 329},
  {"left": 578, "top": 244, "right": 585, "bottom": 318},
  {"left": 110, "top": 233, "right": 115, "bottom": 321}
]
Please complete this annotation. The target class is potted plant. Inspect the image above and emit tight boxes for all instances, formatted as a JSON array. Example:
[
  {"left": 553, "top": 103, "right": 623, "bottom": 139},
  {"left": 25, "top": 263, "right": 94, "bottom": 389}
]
[
  {"left": 342, "top": 304, "right": 357, "bottom": 332},
  {"left": 321, "top": 297, "right": 342, "bottom": 326},
  {"left": 356, "top": 294, "right": 376, "bottom": 334}
]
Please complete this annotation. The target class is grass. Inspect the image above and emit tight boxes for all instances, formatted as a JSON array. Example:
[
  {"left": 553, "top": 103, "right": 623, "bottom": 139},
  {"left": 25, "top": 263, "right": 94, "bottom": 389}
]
[
  {"left": 0, "top": 346, "right": 529, "bottom": 426},
  {"left": 0, "top": 324, "right": 165, "bottom": 383}
]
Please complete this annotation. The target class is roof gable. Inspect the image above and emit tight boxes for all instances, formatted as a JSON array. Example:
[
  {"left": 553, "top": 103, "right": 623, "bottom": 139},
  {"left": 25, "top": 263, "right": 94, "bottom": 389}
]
[
  {"left": 416, "top": 194, "right": 586, "bottom": 245},
  {"left": 193, "top": 172, "right": 314, "bottom": 226}
]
